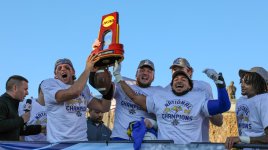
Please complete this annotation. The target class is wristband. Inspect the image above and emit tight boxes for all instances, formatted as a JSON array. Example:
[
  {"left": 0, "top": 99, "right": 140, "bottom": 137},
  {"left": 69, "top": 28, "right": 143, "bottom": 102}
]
[
  {"left": 146, "top": 118, "right": 158, "bottom": 130},
  {"left": 102, "top": 84, "right": 114, "bottom": 100},
  {"left": 239, "top": 136, "right": 250, "bottom": 144}
]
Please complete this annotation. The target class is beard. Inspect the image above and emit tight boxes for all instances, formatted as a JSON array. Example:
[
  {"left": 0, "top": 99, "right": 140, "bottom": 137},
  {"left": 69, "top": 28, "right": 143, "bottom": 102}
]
[{"left": 137, "top": 80, "right": 151, "bottom": 88}]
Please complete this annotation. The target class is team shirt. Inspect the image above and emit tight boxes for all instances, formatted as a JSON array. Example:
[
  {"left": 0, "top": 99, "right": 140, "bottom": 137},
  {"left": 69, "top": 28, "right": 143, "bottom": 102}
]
[
  {"left": 19, "top": 98, "right": 46, "bottom": 141},
  {"left": 111, "top": 77, "right": 163, "bottom": 140},
  {"left": 165, "top": 80, "right": 213, "bottom": 142},
  {"left": 146, "top": 88, "right": 210, "bottom": 144},
  {"left": 41, "top": 78, "right": 93, "bottom": 143},
  {"left": 236, "top": 93, "right": 268, "bottom": 137}
]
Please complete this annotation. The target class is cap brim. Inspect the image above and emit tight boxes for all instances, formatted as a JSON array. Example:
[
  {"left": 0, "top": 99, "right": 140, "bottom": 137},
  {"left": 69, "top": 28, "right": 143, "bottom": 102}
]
[
  {"left": 139, "top": 65, "right": 154, "bottom": 70},
  {"left": 169, "top": 64, "right": 185, "bottom": 69},
  {"left": 172, "top": 71, "right": 191, "bottom": 81},
  {"left": 239, "top": 69, "right": 250, "bottom": 78}
]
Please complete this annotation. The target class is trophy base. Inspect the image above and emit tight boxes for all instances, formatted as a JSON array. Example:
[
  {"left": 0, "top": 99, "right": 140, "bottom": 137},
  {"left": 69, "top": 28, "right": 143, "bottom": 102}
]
[
  {"left": 95, "top": 55, "right": 124, "bottom": 67},
  {"left": 91, "top": 43, "right": 124, "bottom": 67}
]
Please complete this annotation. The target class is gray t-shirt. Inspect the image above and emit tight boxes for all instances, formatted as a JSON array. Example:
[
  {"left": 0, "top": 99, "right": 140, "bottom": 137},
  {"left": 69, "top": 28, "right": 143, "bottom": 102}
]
[
  {"left": 41, "top": 78, "right": 93, "bottom": 143},
  {"left": 236, "top": 93, "right": 268, "bottom": 137},
  {"left": 146, "top": 89, "right": 210, "bottom": 144}
]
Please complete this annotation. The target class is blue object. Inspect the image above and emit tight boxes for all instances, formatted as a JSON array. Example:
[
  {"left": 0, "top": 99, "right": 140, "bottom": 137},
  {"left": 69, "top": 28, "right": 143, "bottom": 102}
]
[
  {"left": 207, "top": 88, "right": 231, "bottom": 115},
  {"left": 132, "top": 118, "right": 147, "bottom": 150}
]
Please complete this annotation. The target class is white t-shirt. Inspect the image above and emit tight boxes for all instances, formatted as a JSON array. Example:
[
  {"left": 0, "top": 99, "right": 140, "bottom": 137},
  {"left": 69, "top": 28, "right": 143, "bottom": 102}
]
[
  {"left": 41, "top": 78, "right": 93, "bottom": 143},
  {"left": 236, "top": 93, "right": 268, "bottom": 137},
  {"left": 111, "top": 77, "right": 163, "bottom": 139},
  {"left": 147, "top": 89, "right": 210, "bottom": 144},
  {"left": 165, "top": 80, "right": 213, "bottom": 142},
  {"left": 19, "top": 98, "right": 46, "bottom": 141}
]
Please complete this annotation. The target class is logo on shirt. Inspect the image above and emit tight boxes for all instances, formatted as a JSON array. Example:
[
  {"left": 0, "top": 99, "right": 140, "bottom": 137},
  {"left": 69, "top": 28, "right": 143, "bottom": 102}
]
[
  {"left": 236, "top": 104, "right": 252, "bottom": 134},
  {"left": 34, "top": 111, "right": 47, "bottom": 125},
  {"left": 65, "top": 94, "right": 87, "bottom": 117},
  {"left": 162, "top": 99, "right": 193, "bottom": 126},
  {"left": 120, "top": 89, "right": 147, "bottom": 115}
]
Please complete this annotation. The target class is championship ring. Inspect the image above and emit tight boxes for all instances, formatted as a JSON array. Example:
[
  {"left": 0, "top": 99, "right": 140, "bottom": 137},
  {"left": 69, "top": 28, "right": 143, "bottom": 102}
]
[{"left": 91, "top": 12, "right": 124, "bottom": 67}]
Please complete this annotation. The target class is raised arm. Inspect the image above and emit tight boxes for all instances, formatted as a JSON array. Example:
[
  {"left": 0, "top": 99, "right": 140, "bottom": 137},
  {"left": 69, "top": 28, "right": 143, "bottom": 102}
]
[
  {"left": 113, "top": 61, "right": 147, "bottom": 111},
  {"left": 55, "top": 54, "right": 99, "bottom": 103},
  {"left": 88, "top": 83, "right": 114, "bottom": 113},
  {"left": 203, "top": 69, "right": 231, "bottom": 115}
]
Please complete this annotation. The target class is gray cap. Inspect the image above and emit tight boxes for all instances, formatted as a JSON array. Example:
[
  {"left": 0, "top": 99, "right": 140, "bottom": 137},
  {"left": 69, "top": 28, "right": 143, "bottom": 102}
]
[
  {"left": 170, "top": 58, "right": 192, "bottom": 69},
  {"left": 138, "top": 59, "right": 155, "bottom": 70},
  {"left": 54, "top": 58, "right": 75, "bottom": 72},
  {"left": 239, "top": 67, "right": 268, "bottom": 83}
]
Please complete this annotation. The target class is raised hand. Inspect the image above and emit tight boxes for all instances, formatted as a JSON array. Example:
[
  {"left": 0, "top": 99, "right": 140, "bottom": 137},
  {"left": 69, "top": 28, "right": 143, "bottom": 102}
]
[
  {"left": 92, "top": 39, "right": 101, "bottom": 50},
  {"left": 203, "top": 69, "right": 226, "bottom": 88},
  {"left": 113, "top": 60, "right": 122, "bottom": 82},
  {"left": 86, "top": 54, "right": 99, "bottom": 72}
]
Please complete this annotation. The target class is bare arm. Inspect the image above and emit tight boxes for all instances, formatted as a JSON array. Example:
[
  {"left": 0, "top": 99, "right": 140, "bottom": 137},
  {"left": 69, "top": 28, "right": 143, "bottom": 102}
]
[
  {"left": 37, "top": 89, "right": 45, "bottom": 106},
  {"left": 225, "top": 128, "right": 268, "bottom": 149},
  {"left": 55, "top": 54, "right": 99, "bottom": 103},
  {"left": 88, "top": 97, "right": 111, "bottom": 112},
  {"left": 250, "top": 128, "right": 268, "bottom": 144},
  {"left": 113, "top": 61, "right": 147, "bottom": 110},
  {"left": 119, "top": 80, "right": 147, "bottom": 111},
  {"left": 55, "top": 70, "right": 91, "bottom": 102}
]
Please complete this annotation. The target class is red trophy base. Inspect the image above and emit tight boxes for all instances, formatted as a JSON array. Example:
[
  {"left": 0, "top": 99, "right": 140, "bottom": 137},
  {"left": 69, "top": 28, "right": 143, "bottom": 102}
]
[{"left": 91, "top": 43, "right": 124, "bottom": 67}]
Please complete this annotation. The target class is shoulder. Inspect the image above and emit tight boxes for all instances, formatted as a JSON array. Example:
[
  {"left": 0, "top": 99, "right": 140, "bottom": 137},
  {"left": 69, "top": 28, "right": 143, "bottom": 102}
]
[
  {"left": 122, "top": 76, "right": 136, "bottom": 85},
  {"left": 237, "top": 96, "right": 247, "bottom": 102},
  {"left": 42, "top": 78, "right": 59, "bottom": 85},
  {"left": 150, "top": 85, "right": 164, "bottom": 90},
  {"left": 192, "top": 80, "right": 212, "bottom": 91},
  {"left": 253, "top": 93, "right": 268, "bottom": 103},
  {"left": 0, "top": 95, "right": 9, "bottom": 105},
  {"left": 41, "top": 78, "right": 66, "bottom": 89},
  {"left": 0, "top": 97, "right": 9, "bottom": 111}
]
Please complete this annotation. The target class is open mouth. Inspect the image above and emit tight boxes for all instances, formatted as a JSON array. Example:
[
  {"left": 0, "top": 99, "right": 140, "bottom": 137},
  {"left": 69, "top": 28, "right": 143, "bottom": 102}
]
[
  {"left": 175, "top": 83, "right": 183, "bottom": 88},
  {"left": 141, "top": 76, "right": 149, "bottom": 80},
  {"left": 62, "top": 74, "right": 67, "bottom": 79}
]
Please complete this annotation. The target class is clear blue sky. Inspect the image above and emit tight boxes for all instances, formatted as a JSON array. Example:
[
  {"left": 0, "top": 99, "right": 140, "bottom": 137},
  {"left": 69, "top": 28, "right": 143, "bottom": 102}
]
[{"left": 0, "top": 1, "right": 267, "bottom": 99}]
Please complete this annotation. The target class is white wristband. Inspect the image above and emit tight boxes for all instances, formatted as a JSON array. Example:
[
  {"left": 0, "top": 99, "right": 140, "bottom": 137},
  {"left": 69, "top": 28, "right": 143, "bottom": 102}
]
[
  {"left": 146, "top": 118, "right": 158, "bottom": 130},
  {"left": 239, "top": 136, "right": 250, "bottom": 144}
]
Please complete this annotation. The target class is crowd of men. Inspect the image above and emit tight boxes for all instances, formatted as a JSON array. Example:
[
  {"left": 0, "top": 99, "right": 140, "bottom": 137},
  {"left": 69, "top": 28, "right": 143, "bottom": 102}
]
[{"left": 0, "top": 41, "right": 268, "bottom": 149}]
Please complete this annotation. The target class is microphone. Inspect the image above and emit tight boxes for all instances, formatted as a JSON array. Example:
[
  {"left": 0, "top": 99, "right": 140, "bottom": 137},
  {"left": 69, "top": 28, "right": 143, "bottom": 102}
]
[{"left": 24, "top": 99, "right": 32, "bottom": 112}]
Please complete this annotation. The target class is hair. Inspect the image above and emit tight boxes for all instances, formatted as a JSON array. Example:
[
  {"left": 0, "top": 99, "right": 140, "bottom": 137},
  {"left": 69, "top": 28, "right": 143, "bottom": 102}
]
[
  {"left": 242, "top": 73, "right": 267, "bottom": 95},
  {"left": 6, "top": 75, "right": 28, "bottom": 91}
]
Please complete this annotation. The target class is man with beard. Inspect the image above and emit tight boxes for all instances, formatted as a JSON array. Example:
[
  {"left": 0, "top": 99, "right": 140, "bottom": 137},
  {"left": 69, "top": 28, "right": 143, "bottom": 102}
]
[
  {"left": 41, "top": 54, "right": 113, "bottom": 143},
  {"left": 109, "top": 59, "right": 160, "bottom": 140},
  {"left": 166, "top": 57, "right": 223, "bottom": 142},
  {"left": 113, "top": 61, "right": 230, "bottom": 144},
  {"left": 225, "top": 67, "right": 268, "bottom": 149}
]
